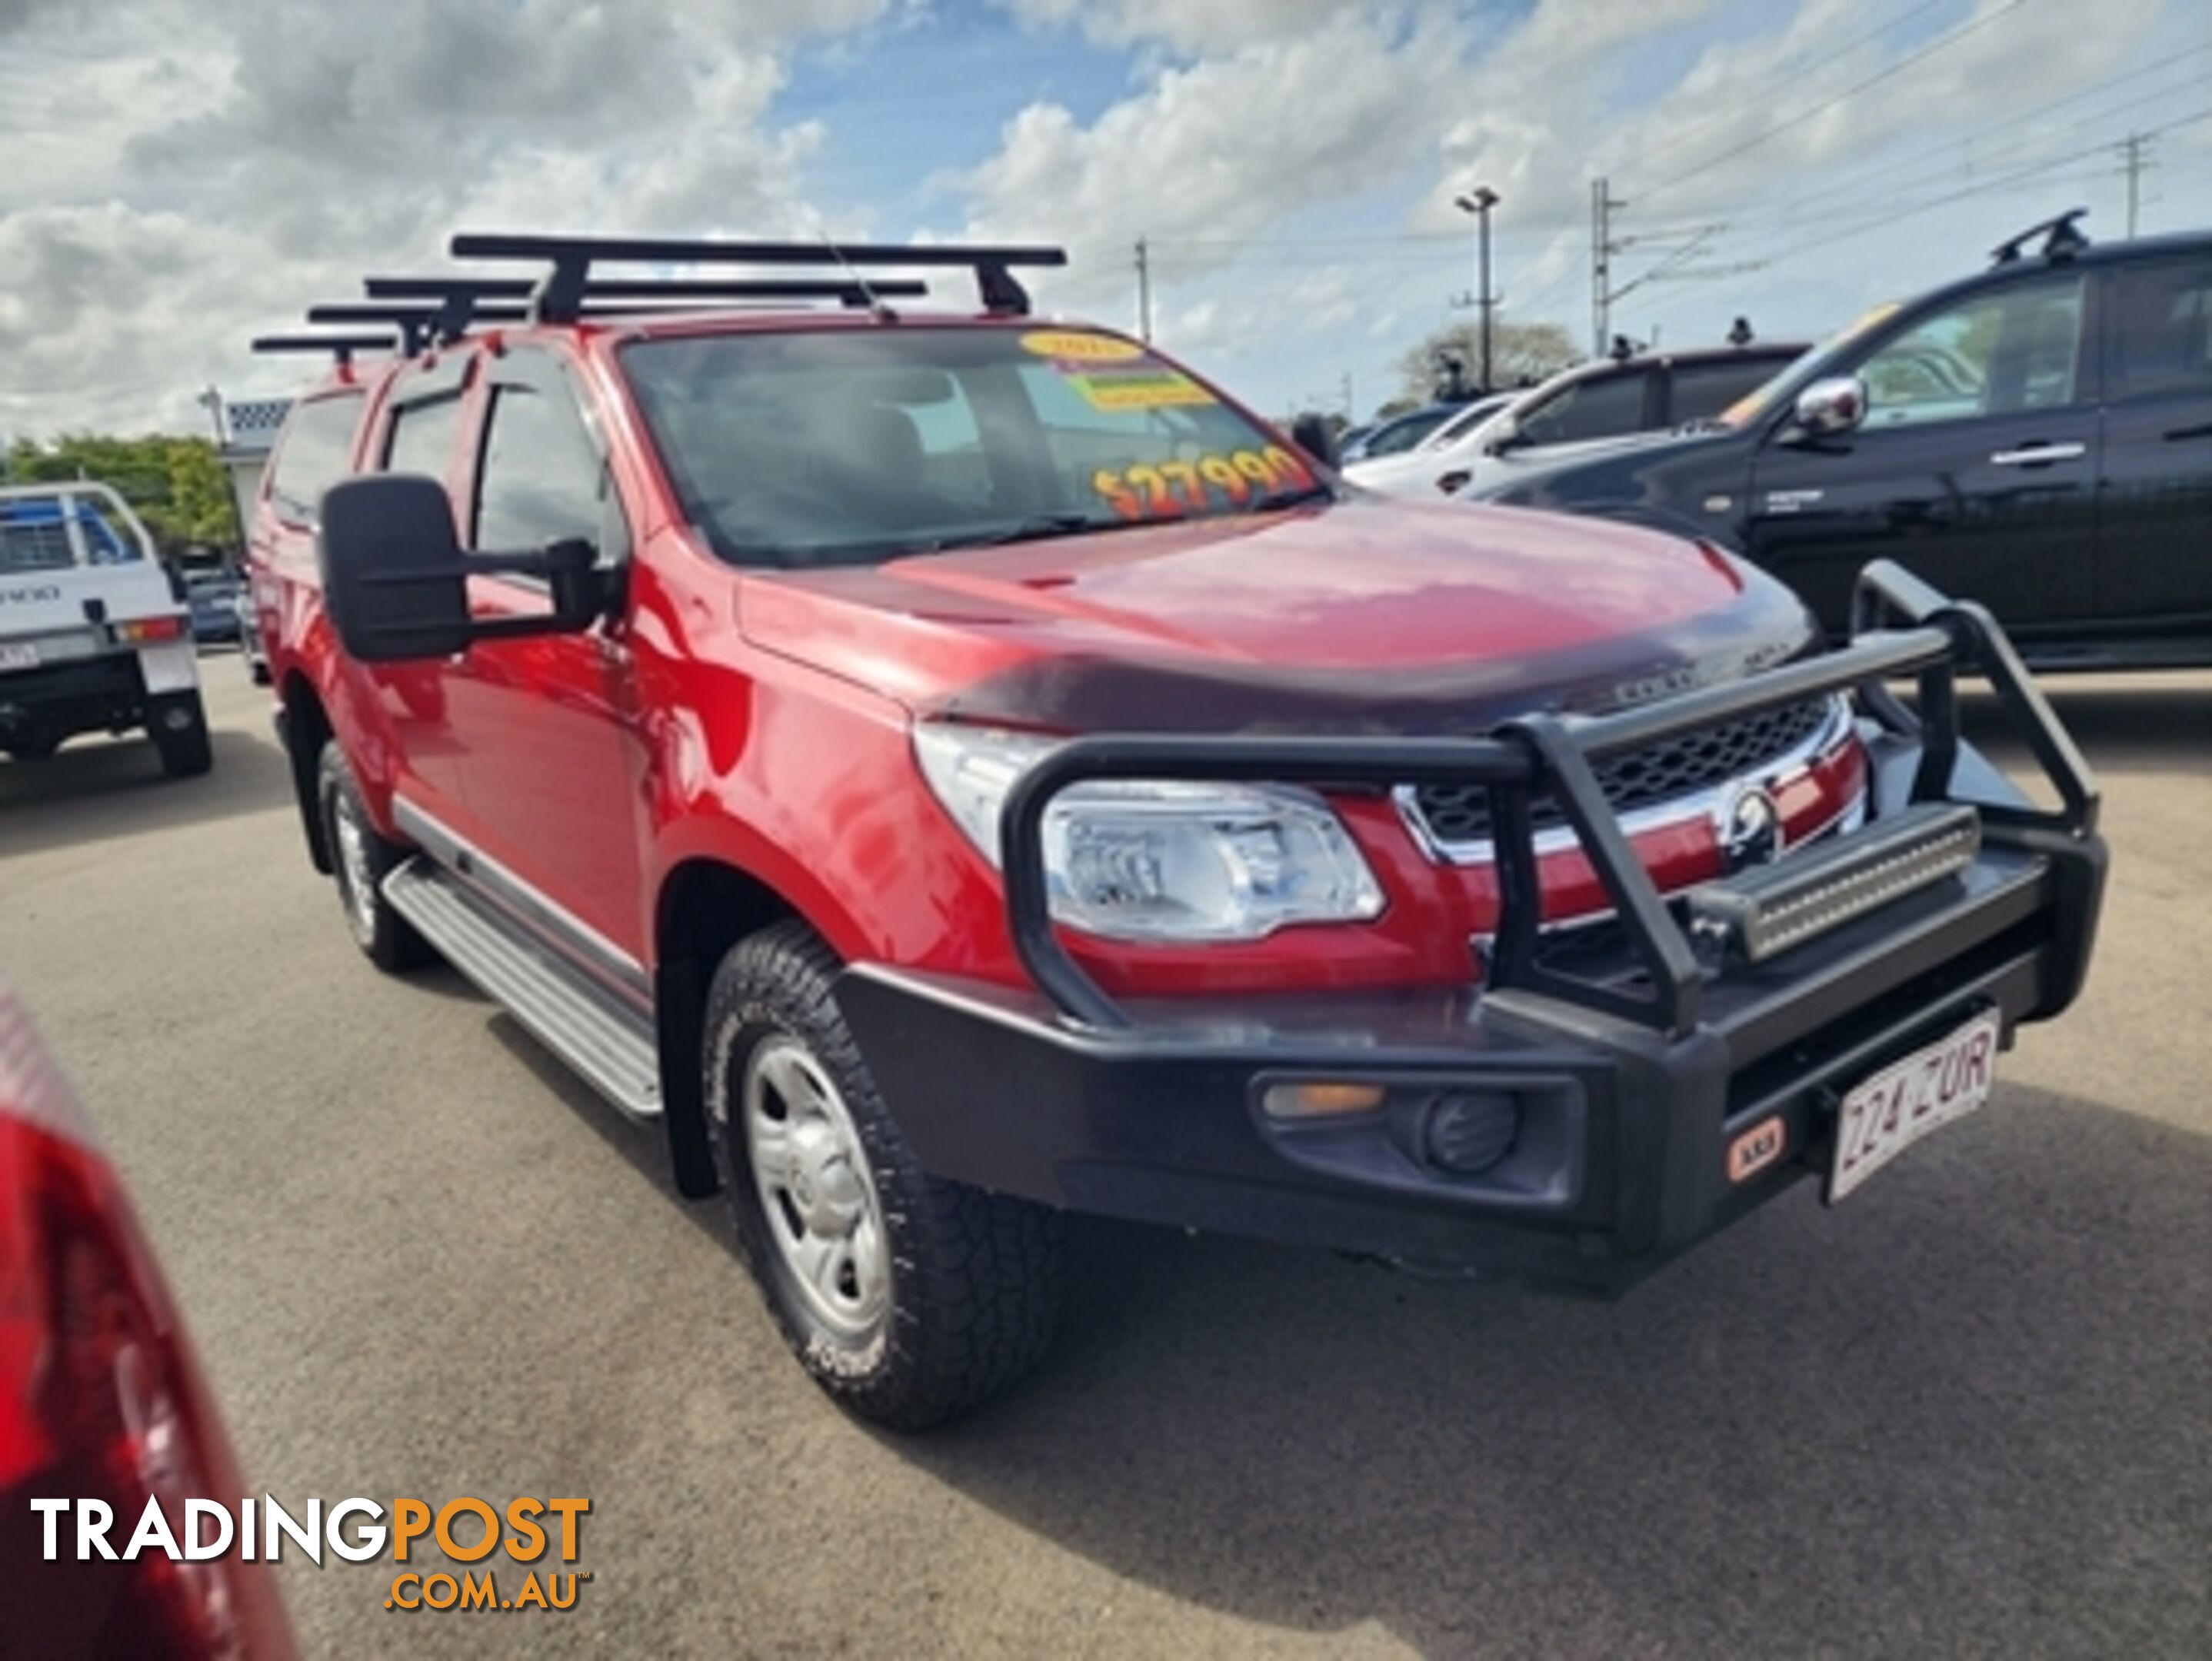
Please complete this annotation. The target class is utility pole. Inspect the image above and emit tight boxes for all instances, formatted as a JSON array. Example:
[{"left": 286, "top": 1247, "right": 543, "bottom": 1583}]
[
  {"left": 1134, "top": 238, "right": 1154, "bottom": 342},
  {"left": 2118, "top": 133, "right": 2153, "bottom": 238},
  {"left": 1341, "top": 371, "right": 1354, "bottom": 419},
  {"left": 1590, "top": 178, "right": 1622, "bottom": 358}
]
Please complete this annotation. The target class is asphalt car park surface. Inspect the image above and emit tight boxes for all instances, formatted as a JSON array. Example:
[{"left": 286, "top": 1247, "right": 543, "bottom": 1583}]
[{"left": 2, "top": 661, "right": 2208, "bottom": 1658}]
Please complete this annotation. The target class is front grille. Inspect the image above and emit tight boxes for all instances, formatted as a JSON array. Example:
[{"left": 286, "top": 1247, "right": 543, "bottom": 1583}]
[{"left": 1405, "top": 694, "right": 1837, "bottom": 854}]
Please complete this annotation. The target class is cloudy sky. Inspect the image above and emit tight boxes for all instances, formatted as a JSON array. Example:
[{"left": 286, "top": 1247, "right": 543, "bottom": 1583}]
[{"left": 3, "top": 0, "right": 2208, "bottom": 440}]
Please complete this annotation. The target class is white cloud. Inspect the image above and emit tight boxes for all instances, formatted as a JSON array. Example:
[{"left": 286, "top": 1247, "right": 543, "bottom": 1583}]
[
  {"left": 0, "top": 0, "right": 896, "bottom": 433},
  {"left": 958, "top": 0, "right": 2200, "bottom": 411},
  {"left": 998, "top": 0, "right": 1369, "bottom": 56},
  {"left": 962, "top": 8, "right": 1466, "bottom": 290},
  {"left": 1, "top": 0, "right": 2203, "bottom": 438}
]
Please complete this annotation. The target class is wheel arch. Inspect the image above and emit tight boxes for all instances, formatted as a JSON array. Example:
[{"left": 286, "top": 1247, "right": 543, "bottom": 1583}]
[
  {"left": 653, "top": 857, "right": 811, "bottom": 1199},
  {"left": 279, "top": 671, "right": 335, "bottom": 873}
]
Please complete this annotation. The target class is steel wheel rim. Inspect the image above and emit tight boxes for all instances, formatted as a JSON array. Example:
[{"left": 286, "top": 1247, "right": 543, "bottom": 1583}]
[
  {"left": 330, "top": 787, "right": 378, "bottom": 945},
  {"left": 741, "top": 1036, "right": 889, "bottom": 1340}
]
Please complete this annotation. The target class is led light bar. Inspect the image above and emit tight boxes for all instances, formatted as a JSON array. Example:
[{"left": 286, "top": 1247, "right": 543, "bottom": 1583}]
[{"left": 1686, "top": 803, "right": 1982, "bottom": 964}]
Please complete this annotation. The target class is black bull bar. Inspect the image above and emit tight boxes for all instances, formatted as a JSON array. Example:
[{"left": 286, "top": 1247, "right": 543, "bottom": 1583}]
[{"left": 996, "top": 560, "right": 2101, "bottom": 1035}]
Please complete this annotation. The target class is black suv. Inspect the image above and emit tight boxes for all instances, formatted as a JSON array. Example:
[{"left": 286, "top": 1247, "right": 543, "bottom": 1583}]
[{"left": 1476, "top": 215, "right": 2212, "bottom": 669}]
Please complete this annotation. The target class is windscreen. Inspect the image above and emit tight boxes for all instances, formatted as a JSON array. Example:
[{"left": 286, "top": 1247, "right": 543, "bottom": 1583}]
[{"left": 623, "top": 327, "right": 1322, "bottom": 567}]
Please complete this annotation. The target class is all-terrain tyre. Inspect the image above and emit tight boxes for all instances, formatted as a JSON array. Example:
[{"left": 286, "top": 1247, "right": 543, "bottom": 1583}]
[
  {"left": 704, "top": 920, "right": 1062, "bottom": 1429},
  {"left": 315, "top": 741, "right": 434, "bottom": 973}
]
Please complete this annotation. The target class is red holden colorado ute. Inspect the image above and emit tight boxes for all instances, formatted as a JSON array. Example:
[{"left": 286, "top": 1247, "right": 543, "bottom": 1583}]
[{"left": 245, "top": 234, "right": 2106, "bottom": 1428}]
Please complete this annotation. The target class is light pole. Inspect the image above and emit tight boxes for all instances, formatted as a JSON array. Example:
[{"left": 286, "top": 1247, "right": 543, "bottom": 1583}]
[
  {"left": 195, "top": 385, "right": 226, "bottom": 448},
  {"left": 1453, "top": 187, "right": 1500, "bottom": 392}
]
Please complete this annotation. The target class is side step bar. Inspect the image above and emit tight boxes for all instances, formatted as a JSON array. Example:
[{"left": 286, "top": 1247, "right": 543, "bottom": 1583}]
[{"left": 384, "top": 858, "right": 662, "bottom": 1118}]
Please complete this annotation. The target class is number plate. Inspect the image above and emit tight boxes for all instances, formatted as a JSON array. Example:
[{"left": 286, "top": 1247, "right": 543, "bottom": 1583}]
[
  {"left": 1828, "top": 1010, "right": 2000, "bottom": 1203},
  {"left": 0, "top": 641, "right": 38, "bottom": 671}
]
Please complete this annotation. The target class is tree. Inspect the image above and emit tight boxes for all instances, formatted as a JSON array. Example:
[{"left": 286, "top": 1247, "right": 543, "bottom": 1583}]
[
  {"left": 1391, "top": 319, "right": 1582, "bottom": 406},
  {"left": 3, "top": 434, "right": 238, "bottom": 558}
]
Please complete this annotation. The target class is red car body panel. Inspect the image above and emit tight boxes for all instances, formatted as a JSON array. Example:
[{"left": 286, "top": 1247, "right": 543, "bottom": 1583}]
[
  {"left": 249, "top": 315, "right": 1861, "bottom": 1000},
  {"left": 0, "top": 994, "right": 295, "bottom": 1658}
]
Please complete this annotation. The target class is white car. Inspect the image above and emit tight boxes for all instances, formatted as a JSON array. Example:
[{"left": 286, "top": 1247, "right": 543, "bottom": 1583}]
[
  {"left": 0, "top": 483, "right": 212, "bottom": 774},
  {"left": 1342, "top": 392, "right": 1515, "bottom": 498},
  {"left": 1351, "top": 343, "right": 1813, "bottom": 501}
]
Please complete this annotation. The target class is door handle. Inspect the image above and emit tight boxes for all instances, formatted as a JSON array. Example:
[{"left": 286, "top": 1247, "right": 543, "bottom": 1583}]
[{"left": 1989, "top": 442, "right": 2085, "bottom": 467}]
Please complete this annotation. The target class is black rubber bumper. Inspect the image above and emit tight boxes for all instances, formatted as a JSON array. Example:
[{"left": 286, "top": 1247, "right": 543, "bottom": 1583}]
[
  {"left": 838, "top": 804, "right": 2104, "bottom": 1293},
  {"left": 0, "top": 651, "right": 145, "bottom": 741}
]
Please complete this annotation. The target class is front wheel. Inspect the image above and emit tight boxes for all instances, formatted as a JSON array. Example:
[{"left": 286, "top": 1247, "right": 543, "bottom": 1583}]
[
  {"left": 705, "top": 921, "right": 1061, "bottom": 1429},
  {"left": 315, "top": 741, "right": 433, "bottom": 972}
]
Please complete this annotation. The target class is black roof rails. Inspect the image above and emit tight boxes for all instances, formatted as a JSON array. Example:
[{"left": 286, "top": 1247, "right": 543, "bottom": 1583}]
[
  {"left": 302, "top": 306, "right": 457, "bottom": 354},
  {"left": 446, "top": 231, "right": 1067, "bottom": 321},
  {"left": 1991, "top": 208, "right": 2090, "bottom": 266},
  {"left": 311, "top": 288, "right": 931, "bottom": 351},
  {"left": 251, "top": 333, "right": 400, "bottom": 364},
  {"left": 363, "top": 275, "right": 930, "bottom": 308}
]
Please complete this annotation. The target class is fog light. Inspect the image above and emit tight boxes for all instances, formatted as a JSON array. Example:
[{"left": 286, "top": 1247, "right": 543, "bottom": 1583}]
[
  {"left": 1424, "top": 1090, "right": 1521, "bottom": 1173},
  {"left": 1261, "top": 1081, "right": 1386, "bottom": 1120}
]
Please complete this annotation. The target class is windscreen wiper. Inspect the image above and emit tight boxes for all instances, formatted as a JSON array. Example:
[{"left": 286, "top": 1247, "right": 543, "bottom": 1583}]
[
  {"left": 897, "top": 514, "right": 1107, "bottom": 554},
  {"left": 1247, "top": 484, "right": 1333, "bottom": 513}
]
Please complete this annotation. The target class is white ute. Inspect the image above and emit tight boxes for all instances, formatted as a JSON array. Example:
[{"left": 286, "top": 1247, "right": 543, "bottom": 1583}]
[{"left": 0, "top": 483, "right": 212, "bottom": 774}]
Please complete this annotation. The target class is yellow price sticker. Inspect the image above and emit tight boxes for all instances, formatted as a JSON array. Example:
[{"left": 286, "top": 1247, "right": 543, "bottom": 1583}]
[
  {"left": 1018, "top": 330, "right": 1148, "bottom": 364},
  {"left": 1093, "top": 446, "right": 1315, "bottom": 520}
]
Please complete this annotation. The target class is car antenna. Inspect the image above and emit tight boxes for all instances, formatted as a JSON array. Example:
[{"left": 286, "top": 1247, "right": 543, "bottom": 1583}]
[{"left": 814, "top": 226, "right": 898, "bottom": 323}]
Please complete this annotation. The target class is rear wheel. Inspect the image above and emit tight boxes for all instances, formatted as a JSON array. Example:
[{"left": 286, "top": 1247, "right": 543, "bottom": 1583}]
[
  {"left": 315, "top": 741, "right": 433, "bottom": 972},
  {"left": 705, "top": 921, "right": 1061, "bottom": 1429},
  {"left": 149, "top": 692, "right": 212, "bottom": 777}
]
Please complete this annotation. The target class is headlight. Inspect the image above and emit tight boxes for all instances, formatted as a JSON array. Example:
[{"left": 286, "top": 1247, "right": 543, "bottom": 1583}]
[{"left": 912, "top": 723, "right": 1385, "bottom": 944}]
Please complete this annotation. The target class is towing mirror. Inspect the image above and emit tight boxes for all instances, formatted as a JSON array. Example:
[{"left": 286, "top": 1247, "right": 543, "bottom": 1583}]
[
  {"left": 1792, "top": 374, "right": 1867, "bottom": 439},
  {"left": 318, "top": 474, "right": 603, "bottom": 664},
  {"left": 1288, "top": 411, "right": 1340, "bottom": 471}
]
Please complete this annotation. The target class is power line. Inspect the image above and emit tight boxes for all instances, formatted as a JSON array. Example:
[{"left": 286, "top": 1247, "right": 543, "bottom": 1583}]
[
  {"left": 1720, "top": 55, "right": 2212, "bottom": 235},
  {"left": 1735, "top": 44, "right": 2212, "bottom": 225},
  {"left": 1752, "top": 100, "right": 2212, "bottom": 270},
  {"left": 1634, "top": 0, "right": 2030, "bottom": 208},
  {"left": 1625, "top": 0, "right": 1952, "bottom": 173}
]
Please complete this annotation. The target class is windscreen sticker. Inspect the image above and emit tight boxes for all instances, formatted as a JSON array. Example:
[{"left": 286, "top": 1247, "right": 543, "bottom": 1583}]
[
  {"left": 1093, "top": 445, "right": 1315, "bottom": 520},
  {"left": 1018, "top": 330, "right": 1147, "bottom": 363},
  {"left": 1064, "top": 366, "right": 1218, "bottom": 413}
]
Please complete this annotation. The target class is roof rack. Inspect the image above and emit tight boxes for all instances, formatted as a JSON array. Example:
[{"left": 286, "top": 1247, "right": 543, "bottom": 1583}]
[
  {"left": 250, "top": 231, "right": 1071, "bottom": 362},
  {"left": 445, "top": 231, "right": 1068, "bottom": 321},
  {"left": 1990, "top": 208, "right": 2090, "bottom": 266},
  {"left": 363, "top": 275, "right": 930, "bottom": 305},
  {"left": 250, "top": 333, "right": 401, "bottom": 364}
]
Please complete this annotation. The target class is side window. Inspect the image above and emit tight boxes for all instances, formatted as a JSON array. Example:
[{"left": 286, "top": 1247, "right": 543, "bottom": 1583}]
[
  {"left": 1670, "top": 360, "right": 1784, "bottom": 424},
  {"left": 267, "top": 393, "right": 365, "bottom": 524},
  {"left": 471, "top": 380, "right": 615, "bottom": 556},
  {"left": 1856, "top": 278, "right": 2084, "bottom": 429},
  {"left": 2109, "top": 260, "right": 2212, "bottom": 399},
  {"left": 1516, "top": 373, "right": 1648, "bottom": 446},
  {"left": 383, "top": 393, "right": 465, "bottom": 481}
]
